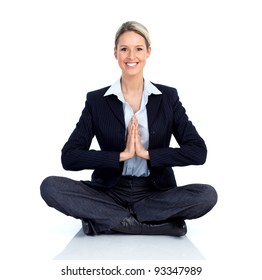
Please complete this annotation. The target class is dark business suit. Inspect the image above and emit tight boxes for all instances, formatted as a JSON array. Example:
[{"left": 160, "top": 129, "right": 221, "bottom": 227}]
[{"left": 41, "top": 83, "right": 217, "bottom": 233}]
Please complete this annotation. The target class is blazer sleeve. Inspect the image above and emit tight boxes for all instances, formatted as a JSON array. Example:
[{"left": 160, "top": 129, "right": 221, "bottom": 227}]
[
  {"left": 149, "top": 89, "right": 207, "bottom": 168},
  {"left": 61, "top": 94, "right": 121, "bottom": 171}
]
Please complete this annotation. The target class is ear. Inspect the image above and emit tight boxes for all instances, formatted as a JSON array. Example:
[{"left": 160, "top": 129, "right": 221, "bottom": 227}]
[
  {"left": 114, "top": 48, "right": 117, "bottom": 59},
  {"left": 146, "top": 47, "right": 151, "bottom": 58}
]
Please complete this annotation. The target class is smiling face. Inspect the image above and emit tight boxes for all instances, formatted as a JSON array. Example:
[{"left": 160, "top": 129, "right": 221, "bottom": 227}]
[{"left": 114, "top": 31, "right": 151, "bottom": 78}]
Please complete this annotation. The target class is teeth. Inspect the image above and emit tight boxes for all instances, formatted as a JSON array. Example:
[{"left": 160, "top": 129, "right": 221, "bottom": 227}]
[{"left": 127, "top": 63, "right": 137, "bottom": 67}]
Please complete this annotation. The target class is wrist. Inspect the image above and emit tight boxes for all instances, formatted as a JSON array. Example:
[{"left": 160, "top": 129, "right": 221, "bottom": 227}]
[
  {"left": 119, "top": 151, "right": 134, "bottom": 162},
  {"left": 143, "top": 150, "right": 150, "bottom": 160},
  {"left": 137, "top": 149, "right": 150, "bottom": 160}
]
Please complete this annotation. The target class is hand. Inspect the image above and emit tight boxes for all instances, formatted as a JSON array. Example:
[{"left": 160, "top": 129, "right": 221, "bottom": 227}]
[
  {"left": 120, "top": 116, "right": 150, "bottom": 162},
  {"left": 119, "top": 117, "right": 136, "bottom": 161},
  {"left": 133, "top": 116, "right": 150, "bottom": 160}
]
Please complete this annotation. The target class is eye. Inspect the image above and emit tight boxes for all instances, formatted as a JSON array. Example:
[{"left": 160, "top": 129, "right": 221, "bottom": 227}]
[
  {"left": 137, "top": 47, "right": 143, "bottom": 51},
  {"left": 120, "top": 47, "right": 128, "bottom": 52}
]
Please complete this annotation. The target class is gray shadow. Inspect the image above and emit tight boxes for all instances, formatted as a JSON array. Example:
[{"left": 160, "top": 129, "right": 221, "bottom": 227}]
[{"left": 54, "top": 229, "right": 205, "bottom": 260}]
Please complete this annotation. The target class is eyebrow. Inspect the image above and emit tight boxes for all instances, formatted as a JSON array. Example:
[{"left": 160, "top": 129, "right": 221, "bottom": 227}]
[{"left": 119, "top": 44, "right": 145, "bottom": 48}]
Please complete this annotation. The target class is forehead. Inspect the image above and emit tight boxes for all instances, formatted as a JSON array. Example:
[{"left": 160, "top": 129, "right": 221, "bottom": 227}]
[{"left": 117, "top": 31, "right": 146, "bottom": 46}]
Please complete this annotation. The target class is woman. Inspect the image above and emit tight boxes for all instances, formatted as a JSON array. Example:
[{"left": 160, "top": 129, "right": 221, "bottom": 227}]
[{"left": 40, "top": 21, "right": 217, "bottom": 237}]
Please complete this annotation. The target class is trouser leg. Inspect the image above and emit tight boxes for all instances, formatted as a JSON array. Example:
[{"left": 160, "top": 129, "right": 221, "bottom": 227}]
[
  {"left": 133, "top": 184, "right": 218, "bottom": 223},
  {"left": 40, "top": 176, "right": 217, "bottom": 235},
  {"left": 105, "top": 178, "right": 217, "bottom": 236},
  {"left": 40, "top": 176, "right": 129, "bottom": 233}
]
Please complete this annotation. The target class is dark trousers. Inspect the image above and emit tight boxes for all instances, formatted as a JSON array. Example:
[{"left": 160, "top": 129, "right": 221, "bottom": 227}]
[{"left": 40, "top": 176, "right": 217, "bottom": 234}]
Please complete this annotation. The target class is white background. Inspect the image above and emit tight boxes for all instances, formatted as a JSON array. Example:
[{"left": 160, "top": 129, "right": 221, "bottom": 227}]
[{"left": 1, "top": 0, "right": 261, "bottom": 279}]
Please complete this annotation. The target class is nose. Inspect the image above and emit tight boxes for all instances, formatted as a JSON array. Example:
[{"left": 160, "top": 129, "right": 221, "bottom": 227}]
[{"left": 128, "top": 49, "right": 135, "bottom": 59}]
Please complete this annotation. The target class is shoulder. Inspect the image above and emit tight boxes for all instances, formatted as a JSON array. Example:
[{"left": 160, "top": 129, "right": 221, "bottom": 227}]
[
  {"left": 86, "top": 86, "right": 111, "bottom": 101},
  {"left": 151, "top": 83, "right": 179, "bottom": 101},
  {"left": 152, "top": 83, "right": 178, "bottom": 94}
]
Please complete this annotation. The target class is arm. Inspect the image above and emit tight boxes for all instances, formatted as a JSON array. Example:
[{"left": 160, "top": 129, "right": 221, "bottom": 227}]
[
  {"left": 148, "top": 90, "right": 207, "bottom": 168},
  {"left": 61, "top": 96, "right": 121, "bottom": 171}
]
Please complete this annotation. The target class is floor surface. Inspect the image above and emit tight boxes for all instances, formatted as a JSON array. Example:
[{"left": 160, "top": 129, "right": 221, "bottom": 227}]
[{"left": 54, "top": 228, "right": 205, "bottom": 260}]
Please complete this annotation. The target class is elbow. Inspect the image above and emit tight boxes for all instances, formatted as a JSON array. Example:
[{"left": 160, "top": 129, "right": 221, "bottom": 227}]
[
  {"left": 195, "top": 145, "right": 207, "bottom": 165},
  {"left": 61, "top": 153, "right": 76, "bottom": 171},
  {"left": 61, "top": 156, "right": 71, "bottom": 171},
  {"left": 198, "top": 152, "right": 207, "bottom": 165},
  {"left": 61, "top": 145, "right": 80, "bottom": 171}
]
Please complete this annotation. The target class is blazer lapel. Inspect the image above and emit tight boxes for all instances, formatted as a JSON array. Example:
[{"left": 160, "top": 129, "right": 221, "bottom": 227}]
[
  {"left": 146, "top": 94, "right": 163, "bottom": 129},
  {"left": 105, "top": 92, "right": 162, "bottom": 129},
  {"left": 104, "top": 95, "right": 125, "bottom": 128}
]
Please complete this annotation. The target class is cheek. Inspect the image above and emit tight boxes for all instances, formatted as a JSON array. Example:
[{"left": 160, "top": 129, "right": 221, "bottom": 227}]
[
  {"left": 139, "top": 55, "right": 148, "bottom": 63},
  {"left": 117, "top": 52, "right": 126, "bottom": 62},
  {"left": 117, "top": 57, "right": 125, "bottom": 69},
  {"left": 139, "top": 52, "right": 149, "bottom": 60}
]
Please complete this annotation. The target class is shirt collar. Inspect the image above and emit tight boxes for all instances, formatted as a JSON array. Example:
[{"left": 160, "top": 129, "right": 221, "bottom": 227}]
[{"left": 104, "top": 78, "right": 162, "bottom": 101}]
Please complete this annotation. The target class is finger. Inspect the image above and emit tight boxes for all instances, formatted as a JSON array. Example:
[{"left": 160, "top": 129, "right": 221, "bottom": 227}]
[
  {"left": 128, "top": 118, "right": 134, "bottom": 133},
  {"left": 133, "top": 118, "right": 139, "bottom": 130}
]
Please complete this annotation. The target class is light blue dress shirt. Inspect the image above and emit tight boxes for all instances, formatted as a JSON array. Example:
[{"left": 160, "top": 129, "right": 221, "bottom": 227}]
[{"left": 104, "top": 78, "right": 162, "bottom": 177}]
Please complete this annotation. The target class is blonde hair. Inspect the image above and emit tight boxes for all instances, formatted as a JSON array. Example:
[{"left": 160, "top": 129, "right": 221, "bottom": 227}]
[{"left": 115, "top": 21, "right": 151, "bottom": 49}]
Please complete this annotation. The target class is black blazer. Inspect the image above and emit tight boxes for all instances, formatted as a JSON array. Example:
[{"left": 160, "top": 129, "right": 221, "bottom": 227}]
[{"left": 61, "top": 83, "right": 207, "bottom": 190}]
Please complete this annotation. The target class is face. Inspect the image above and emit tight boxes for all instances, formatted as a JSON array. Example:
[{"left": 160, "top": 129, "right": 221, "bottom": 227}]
[{"left": 114, "top": 31, "right": 151, "bottom": 78}]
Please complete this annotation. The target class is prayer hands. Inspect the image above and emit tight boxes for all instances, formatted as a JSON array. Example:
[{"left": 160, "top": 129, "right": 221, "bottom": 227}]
[{"left": 120, "top": 116, "right": 149, "bottom": 162}]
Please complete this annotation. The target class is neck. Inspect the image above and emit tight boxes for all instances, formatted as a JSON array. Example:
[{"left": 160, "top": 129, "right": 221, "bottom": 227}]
[{"left": 121, "top": 75, "right": 144, "bottom": 96}]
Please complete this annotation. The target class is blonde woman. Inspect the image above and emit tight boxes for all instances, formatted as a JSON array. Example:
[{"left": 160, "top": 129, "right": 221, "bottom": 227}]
[{"left": 41, "top": 21, "right": 217, "bottom": 236}]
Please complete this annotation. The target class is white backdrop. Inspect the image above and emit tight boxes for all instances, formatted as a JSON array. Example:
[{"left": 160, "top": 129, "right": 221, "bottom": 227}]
[{"left": 1, "top": 0, "right": 261, "bottom": 279}]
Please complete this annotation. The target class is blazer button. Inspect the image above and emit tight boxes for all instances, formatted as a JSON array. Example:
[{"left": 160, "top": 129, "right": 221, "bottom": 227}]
[{"left": 152, "top": 180, "right": 158, "bottom": 186}]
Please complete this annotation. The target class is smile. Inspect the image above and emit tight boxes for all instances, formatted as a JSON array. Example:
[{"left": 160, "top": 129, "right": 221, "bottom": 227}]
[{"left": 126, "top": 62, "right": 138, "bottom": 67}]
